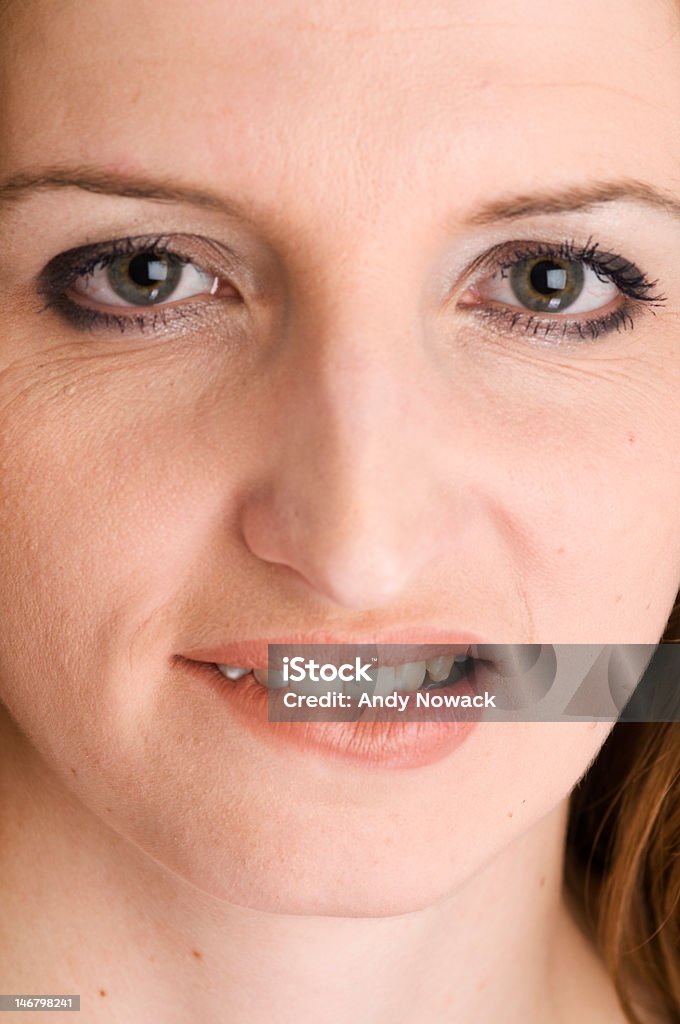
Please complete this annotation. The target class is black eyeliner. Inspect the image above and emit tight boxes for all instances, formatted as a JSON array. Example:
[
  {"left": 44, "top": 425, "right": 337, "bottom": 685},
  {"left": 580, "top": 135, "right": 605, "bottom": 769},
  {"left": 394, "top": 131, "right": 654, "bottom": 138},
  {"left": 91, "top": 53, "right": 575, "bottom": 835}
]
[
  {"left": 35, "top": 231, "right": 668, "bottom": 343},
  {"left": 463, "top": 235, "right": 667, "bottom": 343}
]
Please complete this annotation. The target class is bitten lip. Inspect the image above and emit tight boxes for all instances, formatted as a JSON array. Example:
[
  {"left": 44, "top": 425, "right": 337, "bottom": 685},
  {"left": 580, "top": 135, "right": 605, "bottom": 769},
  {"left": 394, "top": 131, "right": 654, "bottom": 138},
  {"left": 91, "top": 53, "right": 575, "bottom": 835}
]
[{"left": 179, "top": 630, "right": 497, "bottom": 670}]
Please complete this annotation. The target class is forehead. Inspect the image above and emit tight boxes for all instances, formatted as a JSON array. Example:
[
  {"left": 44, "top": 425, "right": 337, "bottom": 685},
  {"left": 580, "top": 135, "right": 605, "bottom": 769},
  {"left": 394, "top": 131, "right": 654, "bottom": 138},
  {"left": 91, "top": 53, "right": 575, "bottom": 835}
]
[{"left": 1, "top": 0, "right": 679, "bottom": 237}]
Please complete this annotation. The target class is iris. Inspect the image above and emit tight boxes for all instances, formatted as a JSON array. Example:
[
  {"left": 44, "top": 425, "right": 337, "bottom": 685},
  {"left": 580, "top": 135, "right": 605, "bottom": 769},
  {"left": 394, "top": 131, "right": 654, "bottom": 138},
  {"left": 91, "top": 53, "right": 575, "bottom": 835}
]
[
  {"left": 509, "top": 257, "right": 585, "bottom": 312},
  {"left": 106, "top": 251, "right": 184, "bottom": 305}
]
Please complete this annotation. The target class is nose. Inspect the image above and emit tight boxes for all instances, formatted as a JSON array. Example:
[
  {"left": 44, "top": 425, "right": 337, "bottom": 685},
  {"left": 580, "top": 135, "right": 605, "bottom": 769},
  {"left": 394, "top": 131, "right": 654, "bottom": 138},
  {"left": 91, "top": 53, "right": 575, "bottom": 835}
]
[{"left": 238, "top": 301, "right": 464, "bottom": 611}]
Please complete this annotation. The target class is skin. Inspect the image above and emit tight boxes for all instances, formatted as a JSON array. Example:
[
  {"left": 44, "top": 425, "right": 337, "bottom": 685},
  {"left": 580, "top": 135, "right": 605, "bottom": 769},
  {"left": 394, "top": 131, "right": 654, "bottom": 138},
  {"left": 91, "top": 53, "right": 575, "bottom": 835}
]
[{"left": 0, "top": 0, "right": 679, "bottom": 1021}]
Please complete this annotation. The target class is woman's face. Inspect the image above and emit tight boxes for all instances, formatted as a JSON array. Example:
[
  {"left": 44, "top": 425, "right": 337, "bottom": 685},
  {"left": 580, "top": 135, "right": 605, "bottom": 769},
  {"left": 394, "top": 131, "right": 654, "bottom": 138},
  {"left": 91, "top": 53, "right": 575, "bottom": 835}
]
[{"left": 0, "top": 0, "right": 679, "bottom": 915}]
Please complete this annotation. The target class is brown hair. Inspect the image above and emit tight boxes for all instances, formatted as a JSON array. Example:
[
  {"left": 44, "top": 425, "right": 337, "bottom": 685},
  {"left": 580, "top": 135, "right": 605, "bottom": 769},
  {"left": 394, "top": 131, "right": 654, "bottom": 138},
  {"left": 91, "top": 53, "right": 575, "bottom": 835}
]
[{"left": 564, "top": 600, "right": 680, "bottom": 1023}]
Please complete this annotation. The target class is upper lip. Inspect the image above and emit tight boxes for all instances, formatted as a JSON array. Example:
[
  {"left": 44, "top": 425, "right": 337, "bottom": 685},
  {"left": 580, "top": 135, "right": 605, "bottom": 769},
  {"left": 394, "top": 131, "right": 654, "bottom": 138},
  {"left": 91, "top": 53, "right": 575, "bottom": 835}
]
[{"left": 179, "top": 629, "right": 496, "bottom": 669}]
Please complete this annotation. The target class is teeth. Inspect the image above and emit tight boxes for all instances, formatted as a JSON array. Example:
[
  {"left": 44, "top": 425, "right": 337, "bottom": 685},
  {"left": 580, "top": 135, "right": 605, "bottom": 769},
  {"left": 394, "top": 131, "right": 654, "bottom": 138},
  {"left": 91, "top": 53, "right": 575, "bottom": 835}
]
[
  {"left": 394, "top": 661, "right": 427, "bottom": 692},
  {"left": 217, "top": 663, "right": 289, "bottom": 690},
  {"left": 425, "top": 656, "right": 455, "bottom": 682},
  {"left": 252, "top": 667, "right": 288, "bottom": 689},
  {"left": 290, "top": 670, "right": 343, "bottom": 696},
  {"left": 219, "top": 655, "right": 470, "bottom": 693},
  {"left": 359, "top": 662, "right": 428, "bottom": 697},
  {"left": 373, "top": 666, "right": 397, "bottom": 696},
  {"left": 217, "top": 664, "right": 251, "bottom": 681}
]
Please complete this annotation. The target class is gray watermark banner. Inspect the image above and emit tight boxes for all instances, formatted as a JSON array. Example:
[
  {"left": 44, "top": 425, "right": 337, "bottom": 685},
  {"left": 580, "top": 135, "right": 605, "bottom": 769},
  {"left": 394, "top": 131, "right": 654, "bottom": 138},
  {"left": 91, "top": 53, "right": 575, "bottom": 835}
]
[{"left": 263, "top": 643, "right": 680, "bottom": 722}]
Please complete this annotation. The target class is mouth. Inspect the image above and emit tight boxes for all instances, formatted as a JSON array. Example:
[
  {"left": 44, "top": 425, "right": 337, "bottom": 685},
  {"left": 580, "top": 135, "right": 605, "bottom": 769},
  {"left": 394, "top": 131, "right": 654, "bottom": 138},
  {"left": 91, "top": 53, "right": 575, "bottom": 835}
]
[
  {"left": 177, "top": 643, "right": 488, "bottom": 769},
  {"left": 184, "top": 644, "right": 496, "bottom": 698}
]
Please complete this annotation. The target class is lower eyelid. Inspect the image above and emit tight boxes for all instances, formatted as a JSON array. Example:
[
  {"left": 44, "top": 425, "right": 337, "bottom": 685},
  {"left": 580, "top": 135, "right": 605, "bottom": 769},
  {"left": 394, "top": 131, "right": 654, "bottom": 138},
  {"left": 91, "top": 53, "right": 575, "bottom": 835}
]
[
  {"left": 42, "top": 289, "right": 233, "bottom": 335},
  {"left": 51, "top": 288, "right": 636, "bottom": 341},
  {"left": 464, "top": 301, "right": 640, "bottom": 345}
]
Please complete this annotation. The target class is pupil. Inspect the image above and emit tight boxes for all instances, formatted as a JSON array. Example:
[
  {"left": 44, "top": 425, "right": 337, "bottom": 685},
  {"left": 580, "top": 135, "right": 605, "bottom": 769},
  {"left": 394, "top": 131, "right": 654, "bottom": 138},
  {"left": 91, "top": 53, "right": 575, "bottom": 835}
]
[
  {"left": 127, "top": 253, "right": 168, "bottom": 289},
  {"left": 530, "top": 260, "right": 567, "bottom": 296}
]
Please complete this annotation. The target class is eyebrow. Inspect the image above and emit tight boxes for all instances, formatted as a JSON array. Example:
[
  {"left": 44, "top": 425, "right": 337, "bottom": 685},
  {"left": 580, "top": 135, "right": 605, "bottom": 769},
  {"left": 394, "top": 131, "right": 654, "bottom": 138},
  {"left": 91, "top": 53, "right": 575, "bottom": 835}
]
[
  {"left": 465, "top": 178, "right": 680, "bottom": 225},
  {"left": 0, "top": 167, "right": 253, "bottom": 220},
  {"left": 1, "top": 166, "right": 680, "bottom": 226}
]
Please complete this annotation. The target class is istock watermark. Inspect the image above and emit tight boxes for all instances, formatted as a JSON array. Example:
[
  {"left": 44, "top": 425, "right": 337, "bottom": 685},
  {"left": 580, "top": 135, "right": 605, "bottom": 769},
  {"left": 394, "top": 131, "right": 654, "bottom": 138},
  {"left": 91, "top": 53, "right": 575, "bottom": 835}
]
[
  {"left": 261, "top": 643, "right": 680, "bottom": 723},
  {"left": 282, "top": 655, "right": 376, "bottom": 684}
]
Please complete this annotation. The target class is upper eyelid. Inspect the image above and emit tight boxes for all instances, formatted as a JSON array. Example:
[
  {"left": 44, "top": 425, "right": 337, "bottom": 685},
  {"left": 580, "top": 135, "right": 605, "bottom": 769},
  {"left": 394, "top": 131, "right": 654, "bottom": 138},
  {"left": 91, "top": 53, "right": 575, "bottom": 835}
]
[
  {"left": 36, "top": 231, "right": 667, "bottom": 316},
  {"left": 37, "top": 233, "right": 247, "bottom": 296},
  {"left": 459, "top": 238, "right": 666, "bottom": 305},
  {"left": 465, "top": 238, "right": 627, "bottom": 278}
]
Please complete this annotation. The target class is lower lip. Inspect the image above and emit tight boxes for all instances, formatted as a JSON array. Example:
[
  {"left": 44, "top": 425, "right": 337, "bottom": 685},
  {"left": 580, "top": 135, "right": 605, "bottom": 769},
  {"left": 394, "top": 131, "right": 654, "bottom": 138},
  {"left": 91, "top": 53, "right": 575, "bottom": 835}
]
[{"left": 177, "top": 658, "right": 489, "bottom": 770}]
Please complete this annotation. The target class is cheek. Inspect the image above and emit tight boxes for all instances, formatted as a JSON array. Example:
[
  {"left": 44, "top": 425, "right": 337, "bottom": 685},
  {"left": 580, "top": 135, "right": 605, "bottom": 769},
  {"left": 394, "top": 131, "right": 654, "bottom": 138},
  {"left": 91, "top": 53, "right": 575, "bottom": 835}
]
[
  {"left": 0, "top": 350, "right": 228, "bottom": 737},
  {"left": 468, "top": 343, "right": 680, "bottom": 640},
  {"left": 0, "top": 345, "right": 228, "bottom": 622}
]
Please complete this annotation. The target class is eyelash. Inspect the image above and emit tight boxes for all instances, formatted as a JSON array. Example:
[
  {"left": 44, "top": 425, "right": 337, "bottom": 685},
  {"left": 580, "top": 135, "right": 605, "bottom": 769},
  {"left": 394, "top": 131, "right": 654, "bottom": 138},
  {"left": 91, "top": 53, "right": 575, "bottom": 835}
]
[
  {"left": 37, "top": 232, "right": 667, "bottom": 342},
  {"left": 38, "top": 234, "right": 224, "bottom": 335},
  {"left": 463, "top": 236, "right": 667, "bottom": 342}
]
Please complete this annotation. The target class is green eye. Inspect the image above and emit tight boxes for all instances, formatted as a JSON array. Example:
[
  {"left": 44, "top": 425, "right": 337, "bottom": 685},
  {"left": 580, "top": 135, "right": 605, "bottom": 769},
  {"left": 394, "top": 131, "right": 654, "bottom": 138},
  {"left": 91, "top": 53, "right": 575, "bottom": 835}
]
[
  {"left": 509, "top": 257, "right": 585, "bottom": 313},
  {"left": 106, "top": 252, "right": 185, "bottom": 306}
]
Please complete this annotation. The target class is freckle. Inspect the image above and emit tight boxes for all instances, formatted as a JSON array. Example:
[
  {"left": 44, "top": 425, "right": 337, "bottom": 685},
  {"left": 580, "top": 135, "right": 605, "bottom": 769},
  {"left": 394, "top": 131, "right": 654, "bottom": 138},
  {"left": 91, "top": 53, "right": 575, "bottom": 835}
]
[
  {"left": 539, "top": 876, "right": 546, "bottom": 887},
  {"left": 507, "top": 811, "right": 513, "bottom": 818},
  {"left": 557, "top": 546, "right": 565, "bottom": 555},
  {"left": 615, "top": 593, "right": 622, "bottom": 603},
  {"left": 192, "top": 949, "right": 202, "bottom": 959},
  {"left": 70, "top": 768, "right": 77, "bottom": 775},
  {"left": 105, "top": 807, "right": 112, "bottom": 813},
  {"left": 149, "top": 954, "right": 155, "bottom": 963},
  {"left": 99, "top": 990, "right": 106, "bottom": 997}
]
